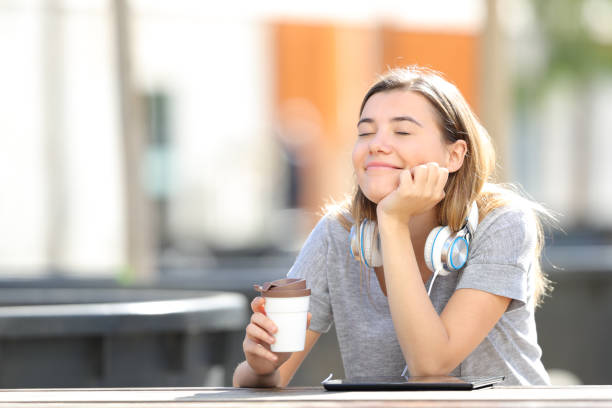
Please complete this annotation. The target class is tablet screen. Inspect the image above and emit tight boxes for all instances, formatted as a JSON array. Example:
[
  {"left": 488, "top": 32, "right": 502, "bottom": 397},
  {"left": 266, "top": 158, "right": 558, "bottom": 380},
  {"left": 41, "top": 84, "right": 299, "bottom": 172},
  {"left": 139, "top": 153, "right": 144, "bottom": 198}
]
[{"left": 322, "top": 375, "right": 504, "bottom": 391}]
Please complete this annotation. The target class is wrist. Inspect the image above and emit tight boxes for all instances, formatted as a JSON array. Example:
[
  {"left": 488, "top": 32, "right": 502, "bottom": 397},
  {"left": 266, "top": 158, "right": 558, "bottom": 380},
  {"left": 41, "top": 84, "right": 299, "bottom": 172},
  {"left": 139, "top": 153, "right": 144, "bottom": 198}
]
[
  {"left": 248, "top": 360, "right": 278, "bottom": 377},
  {"left": 377, "top": 212, "right": 411, "bottom": 235}
]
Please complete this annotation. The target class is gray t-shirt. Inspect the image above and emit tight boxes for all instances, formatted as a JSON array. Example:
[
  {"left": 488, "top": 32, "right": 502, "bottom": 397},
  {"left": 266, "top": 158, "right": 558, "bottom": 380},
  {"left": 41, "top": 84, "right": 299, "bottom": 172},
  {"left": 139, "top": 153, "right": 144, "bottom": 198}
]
[{"left": 287, "top": 205, "right": 551, "bottom": 385}]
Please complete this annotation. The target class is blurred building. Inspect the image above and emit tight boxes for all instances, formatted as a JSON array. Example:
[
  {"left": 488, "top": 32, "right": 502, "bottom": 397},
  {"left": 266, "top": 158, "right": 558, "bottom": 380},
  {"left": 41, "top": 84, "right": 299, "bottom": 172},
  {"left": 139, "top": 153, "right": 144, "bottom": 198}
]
[
  {"left": 0, "top": 0, "right": 611, "bottom": 277},
  {"left": 0, "top": 0, "right": 486, "bottom": 277}
]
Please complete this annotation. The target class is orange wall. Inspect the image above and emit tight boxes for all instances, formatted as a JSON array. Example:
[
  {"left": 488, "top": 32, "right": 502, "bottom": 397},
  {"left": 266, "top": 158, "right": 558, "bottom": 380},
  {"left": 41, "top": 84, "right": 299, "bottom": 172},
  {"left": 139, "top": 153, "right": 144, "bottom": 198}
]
[
  {"left": 273, "top": 22, "right": 479, "bottom": 220},
  {"left": 380, "top": 27, "right": 479, "bottom": 110},
  {"left": 273, "top": 23, "right": 376, "bottom": 222},
  {"left": 274, "top": 24, "right": 339, "bottom": 139}
]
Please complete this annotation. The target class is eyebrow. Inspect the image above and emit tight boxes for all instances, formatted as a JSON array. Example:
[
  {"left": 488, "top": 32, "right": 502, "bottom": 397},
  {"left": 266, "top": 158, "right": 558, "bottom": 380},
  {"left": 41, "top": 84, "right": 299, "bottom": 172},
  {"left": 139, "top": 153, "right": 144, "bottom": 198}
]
[{"left": 357, "top": 116, "right": 423, "bottom": 128}]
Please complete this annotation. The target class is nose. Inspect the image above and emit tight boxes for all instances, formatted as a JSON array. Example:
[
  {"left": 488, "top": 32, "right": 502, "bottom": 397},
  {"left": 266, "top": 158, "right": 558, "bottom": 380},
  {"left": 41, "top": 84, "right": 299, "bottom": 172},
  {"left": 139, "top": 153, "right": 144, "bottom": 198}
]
[{"left": 369, "top": 129, "right": 392, "bottom": 154}]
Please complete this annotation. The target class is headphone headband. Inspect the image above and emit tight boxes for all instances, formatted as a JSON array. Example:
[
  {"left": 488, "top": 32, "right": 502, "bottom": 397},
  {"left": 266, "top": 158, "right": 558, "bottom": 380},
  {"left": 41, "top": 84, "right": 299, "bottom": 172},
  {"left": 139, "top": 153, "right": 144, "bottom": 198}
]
[{"left": 465, "top": 201, "right": 479, "bottom": 237}]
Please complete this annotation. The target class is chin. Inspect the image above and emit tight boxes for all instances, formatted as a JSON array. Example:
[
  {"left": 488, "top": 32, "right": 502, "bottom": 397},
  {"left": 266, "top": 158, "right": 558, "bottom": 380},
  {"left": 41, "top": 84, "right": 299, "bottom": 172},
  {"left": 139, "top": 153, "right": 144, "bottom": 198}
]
[{"left": 361, "top": 185, "right": 395, "bottom": 204}]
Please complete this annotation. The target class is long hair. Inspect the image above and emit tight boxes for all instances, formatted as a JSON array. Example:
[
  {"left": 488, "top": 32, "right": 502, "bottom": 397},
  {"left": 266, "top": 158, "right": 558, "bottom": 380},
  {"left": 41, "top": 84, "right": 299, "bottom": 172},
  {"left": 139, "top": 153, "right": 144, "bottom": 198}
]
[{"left": 332, "top": 66, "right": 553, "bottom": 307}]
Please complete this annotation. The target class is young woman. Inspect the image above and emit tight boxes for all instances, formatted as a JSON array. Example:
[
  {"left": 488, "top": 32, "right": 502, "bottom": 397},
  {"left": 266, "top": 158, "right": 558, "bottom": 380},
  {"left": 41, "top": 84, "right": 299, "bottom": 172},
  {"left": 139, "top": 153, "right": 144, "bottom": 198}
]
[{"left": 233, "top": 66, "right": 553, "bottom": 387}]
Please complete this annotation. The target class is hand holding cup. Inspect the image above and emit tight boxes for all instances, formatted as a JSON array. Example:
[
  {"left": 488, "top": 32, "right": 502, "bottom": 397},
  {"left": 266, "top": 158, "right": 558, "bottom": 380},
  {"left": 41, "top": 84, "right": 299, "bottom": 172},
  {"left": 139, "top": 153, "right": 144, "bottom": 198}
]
[{"left": 243, "top": 278, "right": 311, "bottom": 376}]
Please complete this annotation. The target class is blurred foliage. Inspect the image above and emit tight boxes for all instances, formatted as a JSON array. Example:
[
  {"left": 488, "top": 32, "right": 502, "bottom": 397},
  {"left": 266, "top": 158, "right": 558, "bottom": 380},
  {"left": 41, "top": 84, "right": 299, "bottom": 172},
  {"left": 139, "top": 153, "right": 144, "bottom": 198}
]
[
  {"left": 516, "top": 0, "right": 612, "bottom": 102},
  {"left": 534, "top": 0, "right": 612, "bottom": 78}
]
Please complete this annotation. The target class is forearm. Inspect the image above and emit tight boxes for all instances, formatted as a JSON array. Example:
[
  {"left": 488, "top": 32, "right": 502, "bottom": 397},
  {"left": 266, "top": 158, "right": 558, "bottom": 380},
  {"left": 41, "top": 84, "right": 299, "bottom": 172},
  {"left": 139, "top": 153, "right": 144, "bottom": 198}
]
[
  {"left": 379, "top": 219, "right": 453, "bottom": 375},
  {"left": 232, "top": 360, "right": 281, "bottom": 388}
]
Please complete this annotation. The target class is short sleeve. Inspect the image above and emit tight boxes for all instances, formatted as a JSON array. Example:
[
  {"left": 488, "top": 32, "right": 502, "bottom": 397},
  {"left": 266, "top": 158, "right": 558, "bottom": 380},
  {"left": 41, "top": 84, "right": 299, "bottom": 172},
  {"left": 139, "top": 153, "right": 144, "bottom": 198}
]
[
  {"left": 286, "top": 215, "right": 334, "bottom": 333},
  {"left": 456, "top": 207, "right": 538, "bottom": 311}
]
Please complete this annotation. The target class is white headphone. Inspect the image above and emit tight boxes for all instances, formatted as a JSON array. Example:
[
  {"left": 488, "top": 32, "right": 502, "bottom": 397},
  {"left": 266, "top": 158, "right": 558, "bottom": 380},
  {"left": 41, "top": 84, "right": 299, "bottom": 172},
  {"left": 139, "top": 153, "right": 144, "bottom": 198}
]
[{"left": 349, "top": 201, "right": 479, "bottom": 276}]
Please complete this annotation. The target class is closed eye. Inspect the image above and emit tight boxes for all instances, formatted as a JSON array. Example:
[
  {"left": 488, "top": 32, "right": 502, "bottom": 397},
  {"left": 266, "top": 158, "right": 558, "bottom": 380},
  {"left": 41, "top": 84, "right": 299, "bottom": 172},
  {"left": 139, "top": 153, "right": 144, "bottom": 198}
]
[
  {"left": 358, "top": 133, "right": 374, "bottom": 137},
  {"left": 395, "top": 131, "right": 411, "bottom": 135}
]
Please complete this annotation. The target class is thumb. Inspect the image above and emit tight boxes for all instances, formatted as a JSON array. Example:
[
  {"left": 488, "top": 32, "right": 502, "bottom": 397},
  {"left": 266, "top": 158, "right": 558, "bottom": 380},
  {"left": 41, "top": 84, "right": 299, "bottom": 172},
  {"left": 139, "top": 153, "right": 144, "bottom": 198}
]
[
  {"left": 306, "top": 312, "right": 312, "bottom": 329},
  {"left": 251, "top": 296, "right": 267, "bottom": 315},
  {"left": 258, "top": 297, "right": 267, "bottom": 315}
]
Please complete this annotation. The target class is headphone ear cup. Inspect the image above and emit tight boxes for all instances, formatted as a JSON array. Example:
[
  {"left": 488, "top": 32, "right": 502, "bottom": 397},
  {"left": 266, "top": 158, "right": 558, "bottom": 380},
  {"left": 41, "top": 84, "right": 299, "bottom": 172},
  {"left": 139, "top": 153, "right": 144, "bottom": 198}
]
[
  {"left": 349, "top": 224, "right": 360, "bottom": 261},
  {"left": 447, "top": 235, "right": 469, "bottom": 271},
  {"left": 424, "top": 225, "right": 451, "bottom": 274},
  {"left": 360, "top": 220, "right": 382, "bottom": 268},
  {"left": 424, "top": 226, "right": 442, "bottom": 272}
]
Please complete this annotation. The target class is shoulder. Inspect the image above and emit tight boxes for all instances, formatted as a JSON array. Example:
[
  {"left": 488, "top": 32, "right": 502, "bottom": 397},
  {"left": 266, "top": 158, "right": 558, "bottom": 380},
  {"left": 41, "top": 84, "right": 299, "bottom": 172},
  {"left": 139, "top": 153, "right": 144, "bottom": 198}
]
[
  {"left": 476, "top": 204, "right": 537, "bottom": 241},
  {"left": 475, "top": 183, "right": 544, "bottom": 242},
  {"left": 317, "top": 211, "right": 353, "bottom": 245},
  {"left": 460, "top": 203, "right": 540, "bottom": 309},
  {"left": 286, "top": 211, "right": 352, "bottom": 285},
  {"left": 470, "top": 203, "right": 538, "bottom": 264}
]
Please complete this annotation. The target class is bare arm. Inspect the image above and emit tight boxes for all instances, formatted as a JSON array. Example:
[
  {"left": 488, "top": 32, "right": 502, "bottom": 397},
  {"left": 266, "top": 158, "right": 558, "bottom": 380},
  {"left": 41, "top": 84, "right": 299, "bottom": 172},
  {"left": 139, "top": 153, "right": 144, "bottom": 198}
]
[
  {"left": 379, "top": 219, "right": 510, "bottom": 375},
  {"left": 376, "top": 163, "right": 510, "bottom": 376}
]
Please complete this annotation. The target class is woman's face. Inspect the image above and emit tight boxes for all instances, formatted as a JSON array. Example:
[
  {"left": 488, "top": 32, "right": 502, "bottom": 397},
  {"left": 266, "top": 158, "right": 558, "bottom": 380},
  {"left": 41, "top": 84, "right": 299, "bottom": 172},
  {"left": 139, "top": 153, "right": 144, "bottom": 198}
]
[{"left": 352, "top": 89, "right": 455, "bottom": 204}]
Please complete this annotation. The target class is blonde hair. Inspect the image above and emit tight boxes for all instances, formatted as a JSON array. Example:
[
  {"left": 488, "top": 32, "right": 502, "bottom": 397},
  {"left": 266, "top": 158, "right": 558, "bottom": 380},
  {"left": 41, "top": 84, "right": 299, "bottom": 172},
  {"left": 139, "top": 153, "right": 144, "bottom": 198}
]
[{"left": 332, "top": 66, "right": 553, "bottom": 307}]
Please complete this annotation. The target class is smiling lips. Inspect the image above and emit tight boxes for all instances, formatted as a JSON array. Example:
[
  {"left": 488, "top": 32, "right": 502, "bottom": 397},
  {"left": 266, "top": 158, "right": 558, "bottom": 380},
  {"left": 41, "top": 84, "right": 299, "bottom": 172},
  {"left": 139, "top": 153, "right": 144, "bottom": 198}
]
[{"left": 365, "top": 162, "right": 402, "bottom": 170}]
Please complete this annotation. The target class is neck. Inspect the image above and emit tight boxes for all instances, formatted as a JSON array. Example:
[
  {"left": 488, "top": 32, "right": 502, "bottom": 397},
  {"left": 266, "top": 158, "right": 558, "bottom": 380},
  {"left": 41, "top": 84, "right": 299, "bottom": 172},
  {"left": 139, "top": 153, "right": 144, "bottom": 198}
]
[
  {"left": 408, "top": 208, "right": 439, "bottom": 247},
  {"left": 374, "top": 208, "right": 439, "bottom": 293}
]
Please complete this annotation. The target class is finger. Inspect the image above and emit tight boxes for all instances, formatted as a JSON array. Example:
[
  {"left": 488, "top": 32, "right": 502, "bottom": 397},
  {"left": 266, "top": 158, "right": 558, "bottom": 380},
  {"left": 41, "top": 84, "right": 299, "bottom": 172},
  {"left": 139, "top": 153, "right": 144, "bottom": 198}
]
[
  {"left": 426, "top": 162, "right": 440, "bottom": 178},
  {"left": 245, "top": 340, "right": 278, "bottom": 362},
  {"left": 425, "top": 162, "right": 442, "bottom": 195},
  {"left": 251, "top": 312, "right": 278, "bottom": 334},
  {"left": 434, "top": 167, "right": 449, "bottom": 200},
  {"left": 251, "top": 297, "right": 266, "bottom": 314},
  {"left": 399, "top": 167, "right": 415, "bottom": 188},
  {"left": 246, "top": 323, "right": 276, "bottom": 345},
  {"left": 412, "top": 164, "right": 429, "bottom": 189},
  {"left": 306, "top": 312, "right": 312, "bottom": 329}
]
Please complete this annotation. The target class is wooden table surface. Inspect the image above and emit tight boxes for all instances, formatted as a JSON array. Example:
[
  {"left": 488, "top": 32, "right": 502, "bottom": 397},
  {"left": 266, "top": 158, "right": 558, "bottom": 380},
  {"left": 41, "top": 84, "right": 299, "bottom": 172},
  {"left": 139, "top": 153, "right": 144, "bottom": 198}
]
[{"left": 0, "top": 386, "right": 611, "bottom": 407}]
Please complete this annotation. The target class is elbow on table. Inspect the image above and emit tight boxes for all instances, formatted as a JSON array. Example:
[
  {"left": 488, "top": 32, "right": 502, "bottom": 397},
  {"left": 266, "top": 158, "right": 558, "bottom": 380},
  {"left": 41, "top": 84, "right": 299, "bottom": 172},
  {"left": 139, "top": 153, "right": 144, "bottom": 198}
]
[
  {"left": 407, "top": 359, "right": 457, "bottom": 378},
  {"left": 232, "top": 361, "right": 283, "bottom": 388}
]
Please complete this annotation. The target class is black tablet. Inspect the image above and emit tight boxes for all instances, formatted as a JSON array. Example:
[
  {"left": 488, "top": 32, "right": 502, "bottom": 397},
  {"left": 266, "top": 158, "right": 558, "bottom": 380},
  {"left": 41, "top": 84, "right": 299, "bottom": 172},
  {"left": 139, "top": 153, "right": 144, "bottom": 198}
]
[{"left": 322, "top": 375, "right": 504, "bottom": 391}]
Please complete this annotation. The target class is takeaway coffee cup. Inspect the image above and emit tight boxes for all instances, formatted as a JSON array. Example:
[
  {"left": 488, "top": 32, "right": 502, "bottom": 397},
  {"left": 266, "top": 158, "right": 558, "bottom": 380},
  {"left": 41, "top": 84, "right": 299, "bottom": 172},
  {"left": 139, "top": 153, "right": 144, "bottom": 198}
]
[{"left": 254, "top": 278, "right": 311, "bottom": 352}]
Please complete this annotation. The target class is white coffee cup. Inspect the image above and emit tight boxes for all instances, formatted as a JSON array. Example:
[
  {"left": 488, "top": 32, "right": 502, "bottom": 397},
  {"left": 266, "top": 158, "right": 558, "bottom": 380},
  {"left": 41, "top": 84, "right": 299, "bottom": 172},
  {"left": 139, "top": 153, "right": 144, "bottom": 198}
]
[
  {"left": 254, "top": 278, "right": 311, "bottom": 352},
  {"left": 265, "top": 295, "right": 310, "bottom": 352}
]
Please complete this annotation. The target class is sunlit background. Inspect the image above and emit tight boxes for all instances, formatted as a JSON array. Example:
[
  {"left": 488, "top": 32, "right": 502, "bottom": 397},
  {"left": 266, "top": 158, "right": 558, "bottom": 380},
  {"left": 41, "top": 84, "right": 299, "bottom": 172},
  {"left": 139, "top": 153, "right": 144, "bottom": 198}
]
[{"left": 1, "top": 0, "right": 611, "bottom": 387}]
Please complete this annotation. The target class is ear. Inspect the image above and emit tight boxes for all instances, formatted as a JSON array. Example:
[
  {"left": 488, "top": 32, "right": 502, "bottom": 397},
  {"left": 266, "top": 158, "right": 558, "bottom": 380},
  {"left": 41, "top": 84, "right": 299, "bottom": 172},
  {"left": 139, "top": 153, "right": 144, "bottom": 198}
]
[{"left": 446, "top": 140, "right": 467, "bottom": 173}]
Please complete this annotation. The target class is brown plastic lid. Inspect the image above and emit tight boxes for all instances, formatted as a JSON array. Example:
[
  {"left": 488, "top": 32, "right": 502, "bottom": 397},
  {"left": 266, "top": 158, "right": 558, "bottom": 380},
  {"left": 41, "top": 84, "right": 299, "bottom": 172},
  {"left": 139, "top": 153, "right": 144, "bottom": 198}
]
[{"left": 253, "top": 278, "right": 311, "bottom": 298}]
